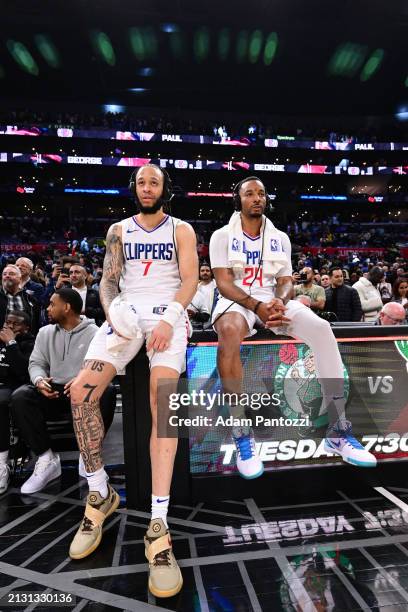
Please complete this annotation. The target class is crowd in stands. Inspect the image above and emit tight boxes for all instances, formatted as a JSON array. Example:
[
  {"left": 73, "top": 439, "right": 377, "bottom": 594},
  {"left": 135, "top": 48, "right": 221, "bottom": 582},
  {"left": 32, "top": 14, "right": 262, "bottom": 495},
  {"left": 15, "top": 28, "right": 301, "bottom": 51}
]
[
  {"left": 1, "top": 108, "right": 406, "bottom": 142},
  {"left": 188, "top": 259, "right": 408, "bottom": 330},
  {"left": 0, "top": 228, "right": 407, "bottom": 496}
]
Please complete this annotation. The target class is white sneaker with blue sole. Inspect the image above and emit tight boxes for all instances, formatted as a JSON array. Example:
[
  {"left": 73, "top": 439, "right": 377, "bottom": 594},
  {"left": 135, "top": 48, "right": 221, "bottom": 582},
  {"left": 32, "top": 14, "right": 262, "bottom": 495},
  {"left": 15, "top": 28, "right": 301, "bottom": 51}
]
[
  {"left": 324, "top": 420, "right": 377, "bottom": 468},
  {"left": 233, "top": 427, "right": 264, "bottom": 479}
]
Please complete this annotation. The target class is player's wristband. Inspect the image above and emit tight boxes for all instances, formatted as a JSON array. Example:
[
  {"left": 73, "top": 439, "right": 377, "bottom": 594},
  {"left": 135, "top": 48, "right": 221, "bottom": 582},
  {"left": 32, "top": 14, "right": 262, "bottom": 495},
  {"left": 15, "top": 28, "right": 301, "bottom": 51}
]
[
  {"left": 162, "top": 301, "right": 184, "bottom": 328},
  {"left": 253, "top": 301, "right": 262, "bottom": 314}
]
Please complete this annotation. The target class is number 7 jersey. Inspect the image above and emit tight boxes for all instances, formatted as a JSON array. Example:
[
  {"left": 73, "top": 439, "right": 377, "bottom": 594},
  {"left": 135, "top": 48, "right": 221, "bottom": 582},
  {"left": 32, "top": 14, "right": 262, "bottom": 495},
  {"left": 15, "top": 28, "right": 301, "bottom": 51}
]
[
  {"left": 209, "top": 224, "right": 292, "bottom": 302},
  {"left": 118, "top": 214, "right": 183, "bottom": 312}
]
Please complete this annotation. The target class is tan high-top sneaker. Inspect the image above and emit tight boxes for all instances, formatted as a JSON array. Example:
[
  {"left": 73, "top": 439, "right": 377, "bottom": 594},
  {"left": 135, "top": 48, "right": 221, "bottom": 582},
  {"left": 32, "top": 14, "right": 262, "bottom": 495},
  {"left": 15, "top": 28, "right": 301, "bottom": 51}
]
[
  {"left": 69, "top": 484, "right": 120, "bottom": 559},
  {"left": 144, "top": 518, "right": 183, "bottom": 598}
]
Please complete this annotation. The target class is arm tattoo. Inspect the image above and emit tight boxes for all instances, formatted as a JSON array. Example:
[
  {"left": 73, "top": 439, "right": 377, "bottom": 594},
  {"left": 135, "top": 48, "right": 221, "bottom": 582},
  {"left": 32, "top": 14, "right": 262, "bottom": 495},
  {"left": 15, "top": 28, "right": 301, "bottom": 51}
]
[
  {"left": 72, "top": 398, "right": 105, "bottom": 473},
  {"left": 82, "top": 360, "right": 106, "bottom": 372},
  {"left": 100, "top": 224, "right": 124, "bottom": 314},
  {"left": 83, "top": 383, "right": 98, "bottom": 403}
]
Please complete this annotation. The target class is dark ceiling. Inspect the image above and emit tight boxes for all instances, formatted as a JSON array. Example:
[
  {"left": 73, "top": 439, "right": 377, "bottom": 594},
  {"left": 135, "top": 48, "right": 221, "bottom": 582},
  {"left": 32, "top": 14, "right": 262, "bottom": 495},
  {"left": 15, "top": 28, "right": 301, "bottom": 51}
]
[{"left": 1, "top": 0, "right": 407, "bottom": 118}]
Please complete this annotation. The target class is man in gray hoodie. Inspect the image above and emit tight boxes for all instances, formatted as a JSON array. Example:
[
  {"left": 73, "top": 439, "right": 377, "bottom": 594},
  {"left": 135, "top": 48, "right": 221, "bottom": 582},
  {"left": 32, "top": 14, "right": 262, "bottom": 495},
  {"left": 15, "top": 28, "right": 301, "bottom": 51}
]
[{"left": 11, "top": 288, "right": 116, "bottom": 494}]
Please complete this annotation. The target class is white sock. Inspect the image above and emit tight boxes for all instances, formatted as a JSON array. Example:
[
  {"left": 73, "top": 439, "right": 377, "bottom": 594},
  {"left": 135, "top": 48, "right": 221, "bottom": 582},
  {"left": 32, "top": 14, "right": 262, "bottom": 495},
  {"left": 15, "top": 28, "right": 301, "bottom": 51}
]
[
  {"left": 0, "top": 450, "right": 8, "bottom": 464},
  {"left": 151, "top": 494, "right": 170, "bottom": 527},
  {"left": 86, "top": 466, "right": 109, "bottom": 499},
  {"left": 38, "top": 448, "right": 54, "bottom": 463}
]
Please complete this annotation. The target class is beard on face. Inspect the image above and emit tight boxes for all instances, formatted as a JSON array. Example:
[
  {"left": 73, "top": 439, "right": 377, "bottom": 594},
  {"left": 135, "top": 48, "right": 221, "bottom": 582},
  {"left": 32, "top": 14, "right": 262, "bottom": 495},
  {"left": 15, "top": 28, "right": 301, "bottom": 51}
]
[
  {"left": 247, "top": 210, "right": 263, "bottom": 218},
  {"left": 137, "top": 197, "right": 164, "bottom": 215},
  {"left": 3, "top": 279, "right": 17, "bottom": 291}
]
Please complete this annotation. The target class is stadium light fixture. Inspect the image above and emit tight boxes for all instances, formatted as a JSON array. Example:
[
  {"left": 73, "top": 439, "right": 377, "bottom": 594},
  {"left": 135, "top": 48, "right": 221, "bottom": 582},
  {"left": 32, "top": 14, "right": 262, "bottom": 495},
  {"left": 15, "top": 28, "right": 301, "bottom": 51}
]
[
  {"left": 129, "top": 28, "right": 145, "bottom": 61},
  {"left": 328, "top": 42, "right": 367, "bottom": 77},
  {"left": 263, "top": 32, "right": 278, "bottom": 66},
  {"left": 236, "top": 30, "right": 248, "bottom": 63},
  {"left": 103, "top": 104, "right": 125, "bottom": 113},
  {"left": 395, "top": 105, "right": 408, "bottom": 121},
  {"left": 7, "top": 40, "right": 39, "bottom": 75},
  {"left": 161, "top": 24, "right": 179, "bottom": 34},
  {"left": 169, "top": 31, "right": 186, "bottom": 60},
  {"left": 129, "top": 27, "right": 157, "bottom": 60},
  {"left": 194, "top": 27, "right": 210, "bottom": 62},
  {"left": 249, "top": 30, "right": 263, "bottom": 63},
  {"left": 218, "top": 28, "right": 230, "bottom": 61},
  {"left": 34, "top": 35, "right": 60, "bottom": 68},
  {"left": 91, "top": 31, "right": 116, "bottom": 66},
  {"left": 360, "top": 49, "right": 384, "bottom": 81}
]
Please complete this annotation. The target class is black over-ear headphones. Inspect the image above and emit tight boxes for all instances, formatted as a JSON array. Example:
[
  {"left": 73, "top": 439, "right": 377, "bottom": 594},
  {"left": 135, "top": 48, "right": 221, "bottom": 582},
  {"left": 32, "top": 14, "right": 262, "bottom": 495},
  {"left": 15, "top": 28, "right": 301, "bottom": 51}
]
[
  {"left": 232, "top": 175, "right": 274, "bottom": 213},
  {"left": 129, "top": 164, "right": 173, "bottom": 208}
]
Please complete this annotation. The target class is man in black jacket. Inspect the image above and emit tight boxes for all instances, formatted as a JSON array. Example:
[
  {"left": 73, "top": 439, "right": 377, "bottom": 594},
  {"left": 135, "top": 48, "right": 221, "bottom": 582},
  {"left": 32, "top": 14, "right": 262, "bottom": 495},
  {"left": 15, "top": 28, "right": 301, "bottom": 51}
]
[
  {"left": 16, "top": 257, "right": 45, "bottom": 304},
  {"left": 0, "top": 311, "right": 35, "bottom": 494},
  {"left": 69, "top": 264, "right": 105, "bottom": 326},
  {"left": 0, "top": 265, "right": 41, "bottom": 334},
  {"left": 325, "top": 267, "right": 363, "bottom": 322}
]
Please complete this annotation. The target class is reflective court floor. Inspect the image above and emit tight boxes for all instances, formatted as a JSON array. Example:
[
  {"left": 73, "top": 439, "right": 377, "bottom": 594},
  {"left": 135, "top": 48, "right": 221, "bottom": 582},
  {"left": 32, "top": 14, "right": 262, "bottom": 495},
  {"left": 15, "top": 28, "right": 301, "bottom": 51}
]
[{"left": 2, "top": 459, "right": 408, "bottom": 611}]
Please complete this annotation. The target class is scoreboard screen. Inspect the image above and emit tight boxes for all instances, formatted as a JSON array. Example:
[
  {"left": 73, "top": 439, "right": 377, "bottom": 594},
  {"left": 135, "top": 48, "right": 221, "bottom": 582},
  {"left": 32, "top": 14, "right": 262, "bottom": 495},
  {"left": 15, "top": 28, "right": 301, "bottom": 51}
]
[{"left": 186, "top": 336, "right": 408, "bottom": 475}]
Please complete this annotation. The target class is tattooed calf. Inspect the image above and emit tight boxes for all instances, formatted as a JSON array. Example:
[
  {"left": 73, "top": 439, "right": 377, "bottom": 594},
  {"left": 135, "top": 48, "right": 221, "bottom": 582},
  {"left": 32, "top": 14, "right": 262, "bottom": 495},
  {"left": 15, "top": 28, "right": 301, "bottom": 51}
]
[{"left": 72, "top": 398, "right": 105, "bottom": 473}]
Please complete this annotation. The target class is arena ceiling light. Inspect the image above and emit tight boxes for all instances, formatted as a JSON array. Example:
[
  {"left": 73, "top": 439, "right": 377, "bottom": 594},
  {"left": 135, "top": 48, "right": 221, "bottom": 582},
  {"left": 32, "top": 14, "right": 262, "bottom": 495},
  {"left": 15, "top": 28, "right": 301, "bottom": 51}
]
[
  {"left": 103, "top": 104, "right": 125, "bottom": 113},
  {"left": 34, "top": 35, "right": 60, "bottom": 68},
  {"left": 360, "top": 49, "right": 384, "bottom": 82},
  {"left": 194, "top": 27, "right": 210, "bottom": 62},
  {"left": 129, "top": 27, "right": 157, "bottom": 61},
  {"left": 129, "top": 27, "right": 145, "bottom": 60},
  {"left": 138, "top": 67, "right": 154, "bottom": 77},
  {"left": 249, "top": 30, "right": 263, "bottom": 64},
  {"left": 91, "top": 31, "right": 116, "bottom": 66},
  {"left": 236, "top": 30, "right": 248, "bottom": 63},
  {"left": 7, "top": 40, "right": 39, "bottom": 75},
  {"left": 161, "top": 24, "right": 179, "bottom": 34},
  {"left": 395, "top": 105, "right": 408, "bottom": 121},
  {"left": 218, "top": 28, "right": 230, "bottom": 61},
  {"left": 169, "top": 31, "right": 186, "bottom": 60},
  {"left": 263, "top": 32, "right": 278, "bottom": 66},
  {"left": 328, "top": 42, "right": 367, "bottom": 77}
]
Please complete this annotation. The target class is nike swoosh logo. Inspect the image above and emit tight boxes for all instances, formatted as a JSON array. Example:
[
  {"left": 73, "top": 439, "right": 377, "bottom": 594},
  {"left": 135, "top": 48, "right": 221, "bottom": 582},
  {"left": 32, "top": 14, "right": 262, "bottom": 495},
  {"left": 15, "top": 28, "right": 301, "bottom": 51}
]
[
  {"left": 329, "top": 440, "right": 342, "bottom": 448},
  {"left": 156, "top": 498, "right": 168, "bottom": 503},
  {"left": 126, "top": 228, "right": 139, "bottom": 233}
]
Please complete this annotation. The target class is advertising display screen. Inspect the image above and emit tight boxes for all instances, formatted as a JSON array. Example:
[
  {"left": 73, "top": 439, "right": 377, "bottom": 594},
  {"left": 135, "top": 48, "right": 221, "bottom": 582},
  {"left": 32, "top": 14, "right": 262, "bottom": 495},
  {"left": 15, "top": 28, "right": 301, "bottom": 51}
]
[
  {"left": 1, "top": 151, "right": 406, "bottom": 175},
  {"left": 186, "top": 336, "right": 408, "bottom": 476},
  {"left": 1, "top": 124, "right": 407, "bottom": 151}
]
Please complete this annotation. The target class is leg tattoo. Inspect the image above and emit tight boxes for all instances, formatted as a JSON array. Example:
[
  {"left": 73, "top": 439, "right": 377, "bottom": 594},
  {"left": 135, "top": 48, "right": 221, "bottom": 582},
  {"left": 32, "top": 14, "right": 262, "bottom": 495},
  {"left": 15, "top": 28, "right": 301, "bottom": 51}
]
[{"left": 72, "top": 394, "right": 105, "bottom": 473}]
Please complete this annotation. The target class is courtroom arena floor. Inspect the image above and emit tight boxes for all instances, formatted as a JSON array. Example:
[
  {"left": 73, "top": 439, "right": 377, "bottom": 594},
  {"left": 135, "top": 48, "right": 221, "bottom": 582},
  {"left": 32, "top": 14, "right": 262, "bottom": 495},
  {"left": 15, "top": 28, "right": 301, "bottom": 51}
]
[{"left": 2, "top": 460, "right": 408, "bottom": 611}]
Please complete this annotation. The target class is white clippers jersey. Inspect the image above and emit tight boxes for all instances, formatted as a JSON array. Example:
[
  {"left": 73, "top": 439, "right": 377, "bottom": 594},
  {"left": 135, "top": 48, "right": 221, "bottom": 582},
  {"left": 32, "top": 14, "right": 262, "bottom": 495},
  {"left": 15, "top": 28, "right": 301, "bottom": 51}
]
[
  {"left": 209, "top": 225, "right": 292, "bottom": 302},
  {"left": 118, "top": 214, "right": 182, "bottom": 313}
]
